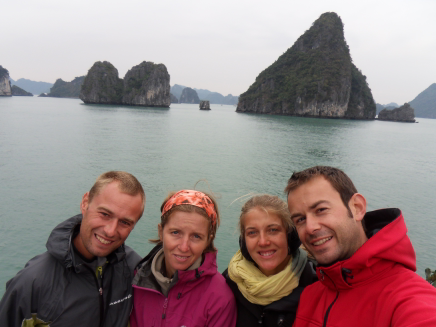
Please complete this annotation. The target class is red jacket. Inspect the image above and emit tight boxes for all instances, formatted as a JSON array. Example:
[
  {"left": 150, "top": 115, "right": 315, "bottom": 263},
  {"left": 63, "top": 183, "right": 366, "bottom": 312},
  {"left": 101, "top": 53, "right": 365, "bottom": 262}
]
[
  {"left": 293, "top": 208, "right": 436, "bottom": 327},
  {"left": 130, "top": 246, "right": 236, "bottom": 327}
]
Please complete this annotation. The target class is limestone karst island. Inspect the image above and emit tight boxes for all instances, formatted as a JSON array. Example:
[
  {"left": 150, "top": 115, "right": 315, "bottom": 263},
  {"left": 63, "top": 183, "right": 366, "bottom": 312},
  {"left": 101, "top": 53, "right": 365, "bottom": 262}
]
[
  {"left": 237, "top": 12, "right": 376, "bottom": 120},
  {"left": 80, "top": 61, "right": 171, "bottom": 107}
]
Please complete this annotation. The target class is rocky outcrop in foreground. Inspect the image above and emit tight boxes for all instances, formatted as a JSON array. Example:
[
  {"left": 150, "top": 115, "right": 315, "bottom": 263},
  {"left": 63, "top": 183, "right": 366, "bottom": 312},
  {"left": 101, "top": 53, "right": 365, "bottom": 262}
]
[
  {"left": 237, "top": 12, "right": 375, "bottom": 119},
  {"left": 80, "top": 61, "right": 170, "bottom": 107},
  {"left": 200, "top": 100, "right": 210, "bottom": 110},
  {"left": 0, "top": 66, "right": 12, "bottom": 96},
  {"left": 179, "top": 87, "right": 200, "bottom": 104},
  {"left": 11, "top": 85, "right": 33, "bottom": 96},
  {"left": 378, "top": 103, "right": 415, "bottom": 122}
]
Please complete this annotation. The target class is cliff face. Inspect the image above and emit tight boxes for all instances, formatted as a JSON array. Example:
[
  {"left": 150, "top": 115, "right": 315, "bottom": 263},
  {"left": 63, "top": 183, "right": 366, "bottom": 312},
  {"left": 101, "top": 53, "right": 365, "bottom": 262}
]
[
  {"left": 179, "top": 87, "right": 200, "bottom": 104},
  {"left": 11, "top": 85, "right": 33, "bottom": 96},
  {"left": 378, "top": 103, "right": 415, "bottom": 122},
  {"left": 236, "top": 12, "right": 375, "bottom": 119},
  {"left": 122, "top": 61, "right": 170, "bottom": 107},
  {"left": 47, "top": 76, "right": 85, "bottom": 98},
  {"left": 0, "top": 66, "right": 12, "bottom": 96},
  {"left": 80, "top": 61, "right": 170, "bottom": 107},
  {"left": 80, "top": 62, "right": 124, "bottom": 104}
]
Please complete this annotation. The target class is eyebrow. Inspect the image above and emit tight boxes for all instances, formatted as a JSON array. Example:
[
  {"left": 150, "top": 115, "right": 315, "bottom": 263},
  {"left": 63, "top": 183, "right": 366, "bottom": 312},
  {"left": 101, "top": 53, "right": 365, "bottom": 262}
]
[
  {"left": 290, "top": 200, "right": 331, "bottom": 219},
  {"left": 98, "top": 206, "right": 136, "bottom": 225}
]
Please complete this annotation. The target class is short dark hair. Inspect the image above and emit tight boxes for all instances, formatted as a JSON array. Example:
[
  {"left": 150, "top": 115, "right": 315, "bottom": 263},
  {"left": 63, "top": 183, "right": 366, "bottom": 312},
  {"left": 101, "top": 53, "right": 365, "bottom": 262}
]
[{"left": 285, "top": 166, "right": 357, "bottom": 217}]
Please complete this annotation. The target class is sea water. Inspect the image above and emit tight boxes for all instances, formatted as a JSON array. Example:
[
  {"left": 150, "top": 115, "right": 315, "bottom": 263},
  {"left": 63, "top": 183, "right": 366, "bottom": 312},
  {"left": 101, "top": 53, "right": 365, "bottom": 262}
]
[{"left": 1, "top": 96, "right": 435, "bottom": 294}]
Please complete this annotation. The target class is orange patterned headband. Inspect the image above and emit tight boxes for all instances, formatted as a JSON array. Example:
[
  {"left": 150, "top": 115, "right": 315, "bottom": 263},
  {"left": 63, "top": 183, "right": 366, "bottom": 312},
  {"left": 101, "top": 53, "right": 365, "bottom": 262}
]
[{"left": 162, "top": 190, "right": 217, "bottom": 226}]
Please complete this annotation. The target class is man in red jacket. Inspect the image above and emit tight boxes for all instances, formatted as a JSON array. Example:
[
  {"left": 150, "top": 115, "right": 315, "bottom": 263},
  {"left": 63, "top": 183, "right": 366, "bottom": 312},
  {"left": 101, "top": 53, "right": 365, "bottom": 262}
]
[{"left": 286, "top": 166, "right": 436, "bottom": 327}]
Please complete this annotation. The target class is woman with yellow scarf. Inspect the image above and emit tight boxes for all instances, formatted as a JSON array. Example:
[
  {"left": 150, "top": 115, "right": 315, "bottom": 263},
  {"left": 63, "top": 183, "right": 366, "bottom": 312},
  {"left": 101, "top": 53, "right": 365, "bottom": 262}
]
[{"left": 223, "top": 195, "right": 316, "bottom": 327}]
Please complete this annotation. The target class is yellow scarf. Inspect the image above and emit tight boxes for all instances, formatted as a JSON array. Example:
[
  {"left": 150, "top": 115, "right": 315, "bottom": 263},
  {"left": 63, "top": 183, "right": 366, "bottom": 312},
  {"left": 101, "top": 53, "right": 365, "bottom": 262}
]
[{"left": 228, "top": 248, "right": 307, "bottom": 305}]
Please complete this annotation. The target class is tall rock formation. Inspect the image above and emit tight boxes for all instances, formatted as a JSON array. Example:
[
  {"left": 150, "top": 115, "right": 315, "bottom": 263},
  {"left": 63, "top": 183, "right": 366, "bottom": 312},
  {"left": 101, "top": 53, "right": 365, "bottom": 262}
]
[
  {"left": 236, "top": 12, "right": 375, "bottom": 119},
  {"left": 378, "top": 103, "right": 415, "bottom": 122},
  {"left": 179, "top": 87, "right": 200, "bottom": 104},
  {"left": 409, "top": 83, "right": 436, "bottom": 119},
  {"left": 122, "top": 61, "right": 170, "bottom": 107},
  {"left": 0, "top": 66, "right": 12, "bottom": 96},
  {"left": 80, "top": 62, "right": 124, "bottom": 104},
  {"left": 80, "top": 61, "right": 170, "bottom": 107}
]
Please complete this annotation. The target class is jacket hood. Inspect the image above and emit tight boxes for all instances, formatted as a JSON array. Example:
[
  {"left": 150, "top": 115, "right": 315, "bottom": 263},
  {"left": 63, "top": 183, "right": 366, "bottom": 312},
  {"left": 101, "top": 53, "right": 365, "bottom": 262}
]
[
  {"left": 46, "top": 214, "right": 82, "bottom": 269},
  {"left": 317, "top": 208, "right": 416, "bottom": 290},
  {"left": 46, "top": 214, "right": 127, "bottom": 271}
]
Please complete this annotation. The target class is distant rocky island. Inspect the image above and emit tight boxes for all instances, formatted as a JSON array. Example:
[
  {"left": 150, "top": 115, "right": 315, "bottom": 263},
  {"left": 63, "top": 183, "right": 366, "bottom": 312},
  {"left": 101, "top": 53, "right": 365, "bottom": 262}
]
[
  {"left": 170, "top": 84, "right": 239, "bottom": 105},
  {"left": 236, "top": 12, "right": 376, "bottom": 119},
  {"left": 10, "top": 78, "right": 52, "bottom": 95},
  {"left": 409, "top": 83, "right": 436, "bottom": 119},
  {"left": 80, "top": 61, "right": 170, "bottom": 107},
  {"left": 39, "top": 76, "right": 85, "bottom": 98},
  {"left": 0, "top": 66, "right": 12, "bottom": 96},
  {"left": 179, "top": 87, "right": 200, "bottom": 104},
  {"left": 11, "top": 85, "right": 33, "bottom": 96},
  {"left": 378, "top": 103, "right": 416, "bottom": 122}
]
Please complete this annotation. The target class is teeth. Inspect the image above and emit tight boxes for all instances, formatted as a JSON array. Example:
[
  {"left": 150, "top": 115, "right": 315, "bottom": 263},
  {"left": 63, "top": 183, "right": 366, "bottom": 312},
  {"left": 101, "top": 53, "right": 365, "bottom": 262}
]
[
  {"left": 175, "top": 255, "right": 189, "bottom": 260},
  {"left": 96, "top": 235, "right": 112, "bottom": 244},
  {"left": 313, "top": 237, "right": 332, "bottom": 246},
  {"left": 259, "top": 251, "right": 275, "bottom": 257}
]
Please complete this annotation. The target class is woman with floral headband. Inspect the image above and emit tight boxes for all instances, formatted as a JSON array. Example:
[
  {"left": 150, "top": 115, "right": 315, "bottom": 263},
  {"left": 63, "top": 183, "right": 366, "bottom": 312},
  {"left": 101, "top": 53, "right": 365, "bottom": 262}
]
[
  {"left": 130, "top": 190, "right": 236, "bottom": 327},
  {"left": 223, "top": 195, "right": 316, "bottom": 327}
]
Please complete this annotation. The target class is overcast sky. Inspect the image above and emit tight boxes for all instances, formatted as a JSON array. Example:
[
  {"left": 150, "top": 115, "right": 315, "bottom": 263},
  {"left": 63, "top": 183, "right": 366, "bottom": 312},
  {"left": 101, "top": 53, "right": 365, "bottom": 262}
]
[{"left": 2, "top": 0, "right": 435, "bottom": 104}]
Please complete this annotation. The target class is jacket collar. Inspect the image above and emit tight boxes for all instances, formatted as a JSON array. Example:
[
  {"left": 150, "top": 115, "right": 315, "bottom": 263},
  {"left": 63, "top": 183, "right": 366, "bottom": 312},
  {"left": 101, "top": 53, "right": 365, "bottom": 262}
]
[
  {"left": 316, "top": 208, "right": 415, "bottom": 290},
  {"left": 46, "top": 214, "right": 127, "bottom": 272}
]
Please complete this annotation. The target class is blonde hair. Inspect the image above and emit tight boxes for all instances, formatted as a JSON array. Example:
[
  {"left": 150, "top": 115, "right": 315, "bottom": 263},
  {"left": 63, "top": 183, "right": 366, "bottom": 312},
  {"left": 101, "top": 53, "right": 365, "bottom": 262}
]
[
  {"left": 88, "top": 171, "right": 145, "bottom": 217},
  {"left": 239, "top": 194, "right": 293, "bottom": 238}
]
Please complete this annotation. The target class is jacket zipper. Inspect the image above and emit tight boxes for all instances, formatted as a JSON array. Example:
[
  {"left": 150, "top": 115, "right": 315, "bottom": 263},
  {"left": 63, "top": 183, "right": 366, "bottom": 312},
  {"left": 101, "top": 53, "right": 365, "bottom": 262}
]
[
  {"left": 97, "top": 266, "right": 104, "bottom": 327},
  {"left": 320, "top": 270, "right": 339, "bottom": 327},
  {"left": 161, "top": 298, "right": 168, "bottom": 326},
  {"left": 84, "top": 265, "right": 105, "bottom": 327}
]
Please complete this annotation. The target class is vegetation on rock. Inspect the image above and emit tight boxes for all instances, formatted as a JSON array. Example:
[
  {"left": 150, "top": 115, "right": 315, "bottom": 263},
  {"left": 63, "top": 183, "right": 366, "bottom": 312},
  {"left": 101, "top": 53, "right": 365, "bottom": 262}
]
[
  {"left": 0, "top": 65, "right": 9, "bottom": 78},
  {"left": 80, "top": 61, "right": 124, "bottom": 104},
  {"left": 378, "top": 103, "right": 415, "bottom": 122},
  {"left": 237, "top": 12, "right": 376, "bottom": 119},
  {"left": 80, "top": 61, "right": 170, "bottom": 107}
]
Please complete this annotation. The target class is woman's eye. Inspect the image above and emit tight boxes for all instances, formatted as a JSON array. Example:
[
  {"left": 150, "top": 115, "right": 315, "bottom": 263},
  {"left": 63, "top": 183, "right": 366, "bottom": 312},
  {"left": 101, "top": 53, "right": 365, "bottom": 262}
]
[
  {"left": 171, "top": 231, "right": 179, "bottom": 235},
  {"left": 246, "top": 231, "right": 256, "bottom": 236},
  {"left": 193, "top": 234, "right": 201, "bottom": 239}
]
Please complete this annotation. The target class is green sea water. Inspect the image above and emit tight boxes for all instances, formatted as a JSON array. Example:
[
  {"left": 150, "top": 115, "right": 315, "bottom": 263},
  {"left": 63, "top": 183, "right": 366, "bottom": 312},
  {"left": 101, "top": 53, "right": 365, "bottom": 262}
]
[{"left": 1, "top": 96, "right": 435, "bottom": 294}]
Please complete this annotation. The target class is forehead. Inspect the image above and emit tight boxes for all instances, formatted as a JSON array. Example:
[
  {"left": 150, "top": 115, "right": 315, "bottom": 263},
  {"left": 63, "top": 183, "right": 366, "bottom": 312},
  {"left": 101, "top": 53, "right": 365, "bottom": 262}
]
[
  {"left": 166, "top": 211, "right": 209, "bottom": 230},
  {"left": 244, "top": 208, "right": 284, "bottom": 229},
  {"left": 287, "top": 176, "right": 340, "bottom": 207}
]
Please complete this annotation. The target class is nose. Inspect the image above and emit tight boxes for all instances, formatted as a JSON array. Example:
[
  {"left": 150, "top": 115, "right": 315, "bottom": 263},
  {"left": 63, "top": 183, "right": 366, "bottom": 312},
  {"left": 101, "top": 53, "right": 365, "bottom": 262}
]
[
  {"left": 305, "top": 215, "right": 321, "bottom": 234},
  {"left": 104, "top": 218, "right": 118, "bottom": 237},
  {"left": 258, "top": 232, "right": 270, "bottom": 247},
  {"left": 178, "top": 236, "right": 190, "bottom": 252}
]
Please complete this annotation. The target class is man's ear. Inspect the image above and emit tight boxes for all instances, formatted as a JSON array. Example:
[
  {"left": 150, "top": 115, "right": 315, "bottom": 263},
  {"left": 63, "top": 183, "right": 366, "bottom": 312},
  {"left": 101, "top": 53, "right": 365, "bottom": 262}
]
[
  {"left": 80, "top": 192, "right": 90, "bottom": 215},
  {"left": 158, "top": 223, "right": 163, "bottom": 242},
  {"left": 349, "top": 193, "right": 366, "bottom": 222}
]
